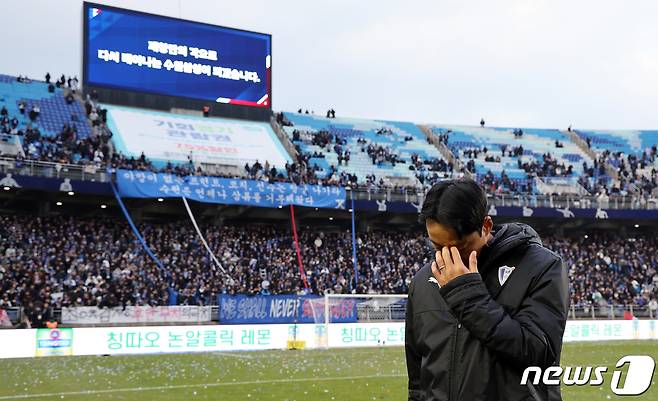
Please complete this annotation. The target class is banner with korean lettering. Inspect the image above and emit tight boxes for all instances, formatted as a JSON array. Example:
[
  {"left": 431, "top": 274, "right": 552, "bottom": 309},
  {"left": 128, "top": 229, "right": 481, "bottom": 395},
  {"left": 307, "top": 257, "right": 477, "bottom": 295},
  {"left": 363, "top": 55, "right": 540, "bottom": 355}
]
[
  {"left": 61, "top": 306, "right": 212, "bottom": 325},
  {"left": 117, "top": 169, "right": 346, "bottom": 209},
  {"left": 563, "top": 320, "right": 646, "bottom": 342},
  {"left": 1, "top": 320, "right": 658, "bottom": 359},
  {"left": 218, "top": 295, "right": 357, "bottom": 324},
  {"left": 72, "top": 324, "right": 296, "bottom": 355},
  {"left": 106, "top": 105, "right": 289, "bottom": 167},
  {"left": 328, "top": 323, "right": 406, "bottom": 348},
  {"left": 85, "top": 4, "right": 271, "bottom": 107}
]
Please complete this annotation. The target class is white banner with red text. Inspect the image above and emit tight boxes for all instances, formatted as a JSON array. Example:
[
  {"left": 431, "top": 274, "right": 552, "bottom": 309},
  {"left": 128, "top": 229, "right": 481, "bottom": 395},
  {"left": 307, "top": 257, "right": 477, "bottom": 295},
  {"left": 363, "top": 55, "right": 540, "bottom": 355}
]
[{"left": 61, "top": 306, "right": 212, "bottom": 325}]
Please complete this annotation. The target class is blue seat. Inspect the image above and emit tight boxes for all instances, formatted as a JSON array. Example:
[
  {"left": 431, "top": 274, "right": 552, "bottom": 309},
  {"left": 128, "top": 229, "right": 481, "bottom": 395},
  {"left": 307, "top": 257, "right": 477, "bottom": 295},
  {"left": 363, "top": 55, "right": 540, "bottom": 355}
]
[{"left": 284, "top": 112, "right": 447, "bottom": 183}]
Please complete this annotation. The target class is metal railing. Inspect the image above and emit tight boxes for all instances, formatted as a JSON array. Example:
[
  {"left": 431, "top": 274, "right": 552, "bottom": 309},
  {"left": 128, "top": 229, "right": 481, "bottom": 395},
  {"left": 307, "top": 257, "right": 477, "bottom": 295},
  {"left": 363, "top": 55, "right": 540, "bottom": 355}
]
[
  {"left": 0, "top": 157, "right": 110, "bottom": 182},
  {"left": 569, "top": 305, "right": 658, "bottom": 320},
  {"left": 488, "top": 193, "right": 658, "bottom": 210},
  {"left": 2, "top": 304, "right": 656, "bottom": 329},
  {"left": 347, "top": 186, "right": 658, "bottom": 210},
  {"left": 354, "top": 304, "right": 658, "bottom": 322},
  {"left": 0, "top": 155, "right": 656, "bottom": 211},
  {"left": 348, "top": 187, "right": 425, "bottom": 203}
]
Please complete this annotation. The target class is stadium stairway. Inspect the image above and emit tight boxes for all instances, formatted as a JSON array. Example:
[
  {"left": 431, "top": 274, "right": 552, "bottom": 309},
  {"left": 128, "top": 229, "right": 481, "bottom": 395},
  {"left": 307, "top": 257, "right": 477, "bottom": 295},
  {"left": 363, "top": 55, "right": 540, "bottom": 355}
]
[
  {"left": 563, "top": 129, "right": 618, "bottom": 179},
  {"left": 417, "top": 124, "right": 472, "bottom": 178},
  {"left": 269, "top": 116, "right": 299, "bottom": 161},
  {"left": 71, "top": 88, "right": 116, "bottom": 157}
]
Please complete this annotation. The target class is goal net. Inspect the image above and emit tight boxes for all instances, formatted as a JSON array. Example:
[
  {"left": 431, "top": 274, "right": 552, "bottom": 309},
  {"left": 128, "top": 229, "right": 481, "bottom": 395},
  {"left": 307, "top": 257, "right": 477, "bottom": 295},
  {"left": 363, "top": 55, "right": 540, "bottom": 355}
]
[{"left": 318, "top": 294, "right": 408, "bottom": 348}]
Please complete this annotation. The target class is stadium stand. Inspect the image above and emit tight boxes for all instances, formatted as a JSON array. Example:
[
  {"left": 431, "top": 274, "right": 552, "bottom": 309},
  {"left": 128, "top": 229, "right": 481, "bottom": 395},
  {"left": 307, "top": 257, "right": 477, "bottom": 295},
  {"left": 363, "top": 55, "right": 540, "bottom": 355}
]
[
  {"left": 1, "top": 73, "right": 658, "bottom": 328},
  {"left": 0, "top": 215, "right": 422, "bottom": 326},
  {"left": 0, "top": 74, "right": 90, "bottom": 139},
  {"left": 1, "top": 214, "right": 656, "bottom": 327},
  {"left": 9, "top": 74, "right": 647, "bottom": 199},
  {"left": 428, "top": 124, "right": 606, "bottom": 195},
  {"left": 281, "top": 112, "right": 455, "bottom": 189},
  {"left": 577, "top": 129, "right": 658, "bottom": 156},
  {"left": 0, "top": 74, "right": 112, "bottom": 167},
  {"left": 576, "top": 129, "right": 658, "bottom": 198}
]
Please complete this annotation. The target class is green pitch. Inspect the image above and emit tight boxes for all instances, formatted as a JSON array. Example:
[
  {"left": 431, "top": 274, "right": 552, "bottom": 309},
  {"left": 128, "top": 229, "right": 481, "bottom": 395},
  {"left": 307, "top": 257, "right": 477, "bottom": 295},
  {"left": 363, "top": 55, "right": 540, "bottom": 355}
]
[{"left": 0, "top": 341, "right": 656, "bottom": 400}]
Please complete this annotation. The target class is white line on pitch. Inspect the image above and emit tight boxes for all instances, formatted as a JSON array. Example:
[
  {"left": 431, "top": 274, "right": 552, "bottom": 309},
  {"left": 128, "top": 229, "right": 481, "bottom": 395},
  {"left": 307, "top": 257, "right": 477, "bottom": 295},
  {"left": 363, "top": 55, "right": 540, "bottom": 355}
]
[
  {"left": 212, "top": 352, "right": 255, "bottom": 359},
  {"left": 0, "top": 373, "right": 406, "bottom": 400}
]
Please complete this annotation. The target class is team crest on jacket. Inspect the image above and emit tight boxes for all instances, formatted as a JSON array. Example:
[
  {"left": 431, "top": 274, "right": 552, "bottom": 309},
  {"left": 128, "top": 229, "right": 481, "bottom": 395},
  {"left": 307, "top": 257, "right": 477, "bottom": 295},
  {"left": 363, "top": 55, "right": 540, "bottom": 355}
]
[{"left": 498, "top": 265, "right": 516, "bottom": 285}]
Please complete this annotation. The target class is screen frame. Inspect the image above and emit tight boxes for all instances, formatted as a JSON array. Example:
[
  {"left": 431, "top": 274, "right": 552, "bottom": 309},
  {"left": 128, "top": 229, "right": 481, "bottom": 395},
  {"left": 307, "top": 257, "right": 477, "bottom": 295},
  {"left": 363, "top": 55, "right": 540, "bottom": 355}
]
[{"left": 82, "top": 1, "right": 272, "bottom": 109}]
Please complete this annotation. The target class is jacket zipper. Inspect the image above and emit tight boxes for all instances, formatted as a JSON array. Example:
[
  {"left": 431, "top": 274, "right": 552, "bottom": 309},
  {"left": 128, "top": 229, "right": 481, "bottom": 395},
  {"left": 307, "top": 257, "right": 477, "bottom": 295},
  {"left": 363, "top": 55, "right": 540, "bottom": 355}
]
[{"left": 449, "top": 301, "right": 466, "bottom": 401}]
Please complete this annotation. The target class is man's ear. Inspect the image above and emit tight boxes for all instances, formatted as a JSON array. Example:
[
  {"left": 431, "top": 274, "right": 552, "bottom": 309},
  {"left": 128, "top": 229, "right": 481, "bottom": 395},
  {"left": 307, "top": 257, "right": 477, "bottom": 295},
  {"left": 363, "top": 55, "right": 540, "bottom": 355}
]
[{"left": 482, "top": 216, "right": 493, "bottom": 236}]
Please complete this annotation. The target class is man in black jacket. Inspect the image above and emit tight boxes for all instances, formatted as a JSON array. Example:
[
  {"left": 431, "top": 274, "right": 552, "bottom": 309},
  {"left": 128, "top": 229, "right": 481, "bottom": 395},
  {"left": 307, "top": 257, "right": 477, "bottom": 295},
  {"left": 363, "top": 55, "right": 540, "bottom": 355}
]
[{"left": 406, "top": 179, "right": 569, "bottom": 401}]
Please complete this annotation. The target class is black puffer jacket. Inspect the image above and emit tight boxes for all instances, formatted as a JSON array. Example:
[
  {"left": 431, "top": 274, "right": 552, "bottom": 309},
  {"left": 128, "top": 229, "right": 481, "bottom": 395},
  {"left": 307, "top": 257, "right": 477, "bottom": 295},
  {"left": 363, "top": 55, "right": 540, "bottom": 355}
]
[{"left": 406, "top": 223, "right": 570, "bottom": 401}]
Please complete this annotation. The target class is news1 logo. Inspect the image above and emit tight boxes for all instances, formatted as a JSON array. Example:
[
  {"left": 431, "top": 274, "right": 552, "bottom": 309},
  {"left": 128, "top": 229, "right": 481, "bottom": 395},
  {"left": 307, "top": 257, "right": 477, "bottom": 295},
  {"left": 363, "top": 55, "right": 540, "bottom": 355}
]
[{"left": 522, "top": 355, "right": 655, "bottom": 396}]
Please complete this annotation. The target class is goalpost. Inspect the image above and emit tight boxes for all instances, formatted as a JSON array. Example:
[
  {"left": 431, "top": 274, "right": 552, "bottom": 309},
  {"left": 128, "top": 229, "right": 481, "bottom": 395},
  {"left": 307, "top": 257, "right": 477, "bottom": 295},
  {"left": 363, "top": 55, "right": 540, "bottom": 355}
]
[{"left": 320, "top": 293, "right": 408, "bottom": 349}]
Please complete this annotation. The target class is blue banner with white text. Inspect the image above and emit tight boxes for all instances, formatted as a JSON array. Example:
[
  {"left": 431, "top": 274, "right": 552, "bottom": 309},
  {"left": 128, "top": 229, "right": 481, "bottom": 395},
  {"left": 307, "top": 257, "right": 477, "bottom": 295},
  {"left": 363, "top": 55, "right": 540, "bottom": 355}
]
[
  {"left": 117, "top": 169, "right": 346, "bottom": 209},
  {"left": 218, "top": 294, "right": 357, "bottom": 324}
]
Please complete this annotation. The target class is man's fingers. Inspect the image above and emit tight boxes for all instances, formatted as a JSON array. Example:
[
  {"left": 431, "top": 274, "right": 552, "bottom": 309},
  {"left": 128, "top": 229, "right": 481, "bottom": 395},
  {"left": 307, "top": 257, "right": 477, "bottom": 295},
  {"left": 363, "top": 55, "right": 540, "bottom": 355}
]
[
  {"left": 431, "top": 260, "right": 437, "bottom": 275},
  {"left": 449, "top": 247, "right": 462, "bottom": 267},
  {"left": 435, "top": 251, "right": 445, "bottom": 269},
  {"left": 441, "top": 246, "right": 453, "bottom": 268},
  {"left": 469, "top": 250, "right": 478, "bottom": 273}
]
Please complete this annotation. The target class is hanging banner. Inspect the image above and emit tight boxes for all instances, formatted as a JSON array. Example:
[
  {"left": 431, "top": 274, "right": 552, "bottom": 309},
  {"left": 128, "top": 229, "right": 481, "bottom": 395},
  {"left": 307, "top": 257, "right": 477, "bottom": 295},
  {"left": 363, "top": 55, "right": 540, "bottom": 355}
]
[
  {"left": 105, "top": 105, "right": 286, "bottom": 166},
  {"left": 218, "top": 295, "right": 357, "bottom": 324},
  {"left": 117, "top": 169, "right": 346, "bottom": 209},
  {"left": 61, "top": 306, "right": 212, "bottom": 325}
]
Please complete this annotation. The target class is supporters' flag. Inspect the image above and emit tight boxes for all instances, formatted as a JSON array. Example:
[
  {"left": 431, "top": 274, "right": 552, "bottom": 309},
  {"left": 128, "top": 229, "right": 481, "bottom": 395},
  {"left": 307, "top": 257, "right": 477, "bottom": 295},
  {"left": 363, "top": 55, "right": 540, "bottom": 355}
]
[{"left": 350, "top": 196, "right": 358, "bottom": 285}]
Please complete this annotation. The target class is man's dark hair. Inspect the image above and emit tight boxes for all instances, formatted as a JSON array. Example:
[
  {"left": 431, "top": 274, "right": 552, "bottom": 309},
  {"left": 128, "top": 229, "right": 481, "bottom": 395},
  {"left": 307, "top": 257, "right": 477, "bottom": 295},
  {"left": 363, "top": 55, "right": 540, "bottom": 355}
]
[{"left": 419, "top": 179, "right": 488, "bottom": 238}]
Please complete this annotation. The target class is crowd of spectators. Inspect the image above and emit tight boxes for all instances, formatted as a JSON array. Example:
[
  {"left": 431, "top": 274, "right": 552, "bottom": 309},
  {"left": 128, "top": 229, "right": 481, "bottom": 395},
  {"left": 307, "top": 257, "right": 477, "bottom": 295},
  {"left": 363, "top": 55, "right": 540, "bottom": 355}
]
[
  {"left": 289, "top": 128, "right": 458, "bottom": 191},
  {"left": 566, "top": 145, "right": 657, "bottom": 205},
  {"left": 0, "top": 215, "right": 427, "bottom": 326},
  {"left": 1, "top": 74, "right": 114, "bottom": 171},
  {"left": 1, "top": 214, "right": 656, "bottom": 327},
  {"left": 456, "top": 143, "right": 575, "bottom": 179},
  {"left": 438, "top": 127, "right": 654, "bottom": 198},
  {"left": 606, "top": 148, "right": 658, "bottom": 199},
  {"left": 518, "top": 152, "right": 574, "bottom": 178},
  {"left": 479, "top": 170, "right": 534, "bottom": 195},
  {"left": 547, "top": 233, "right": 658, "bottom": 312},
  {"left": 445, "top": 130, "right": 586, "bottom": 194},
  {"left": 580, "top": 134, "right": 658, "bottom": 198},
  {"left": 365, "top": 141, "right": 402, "bottom": 166}
]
